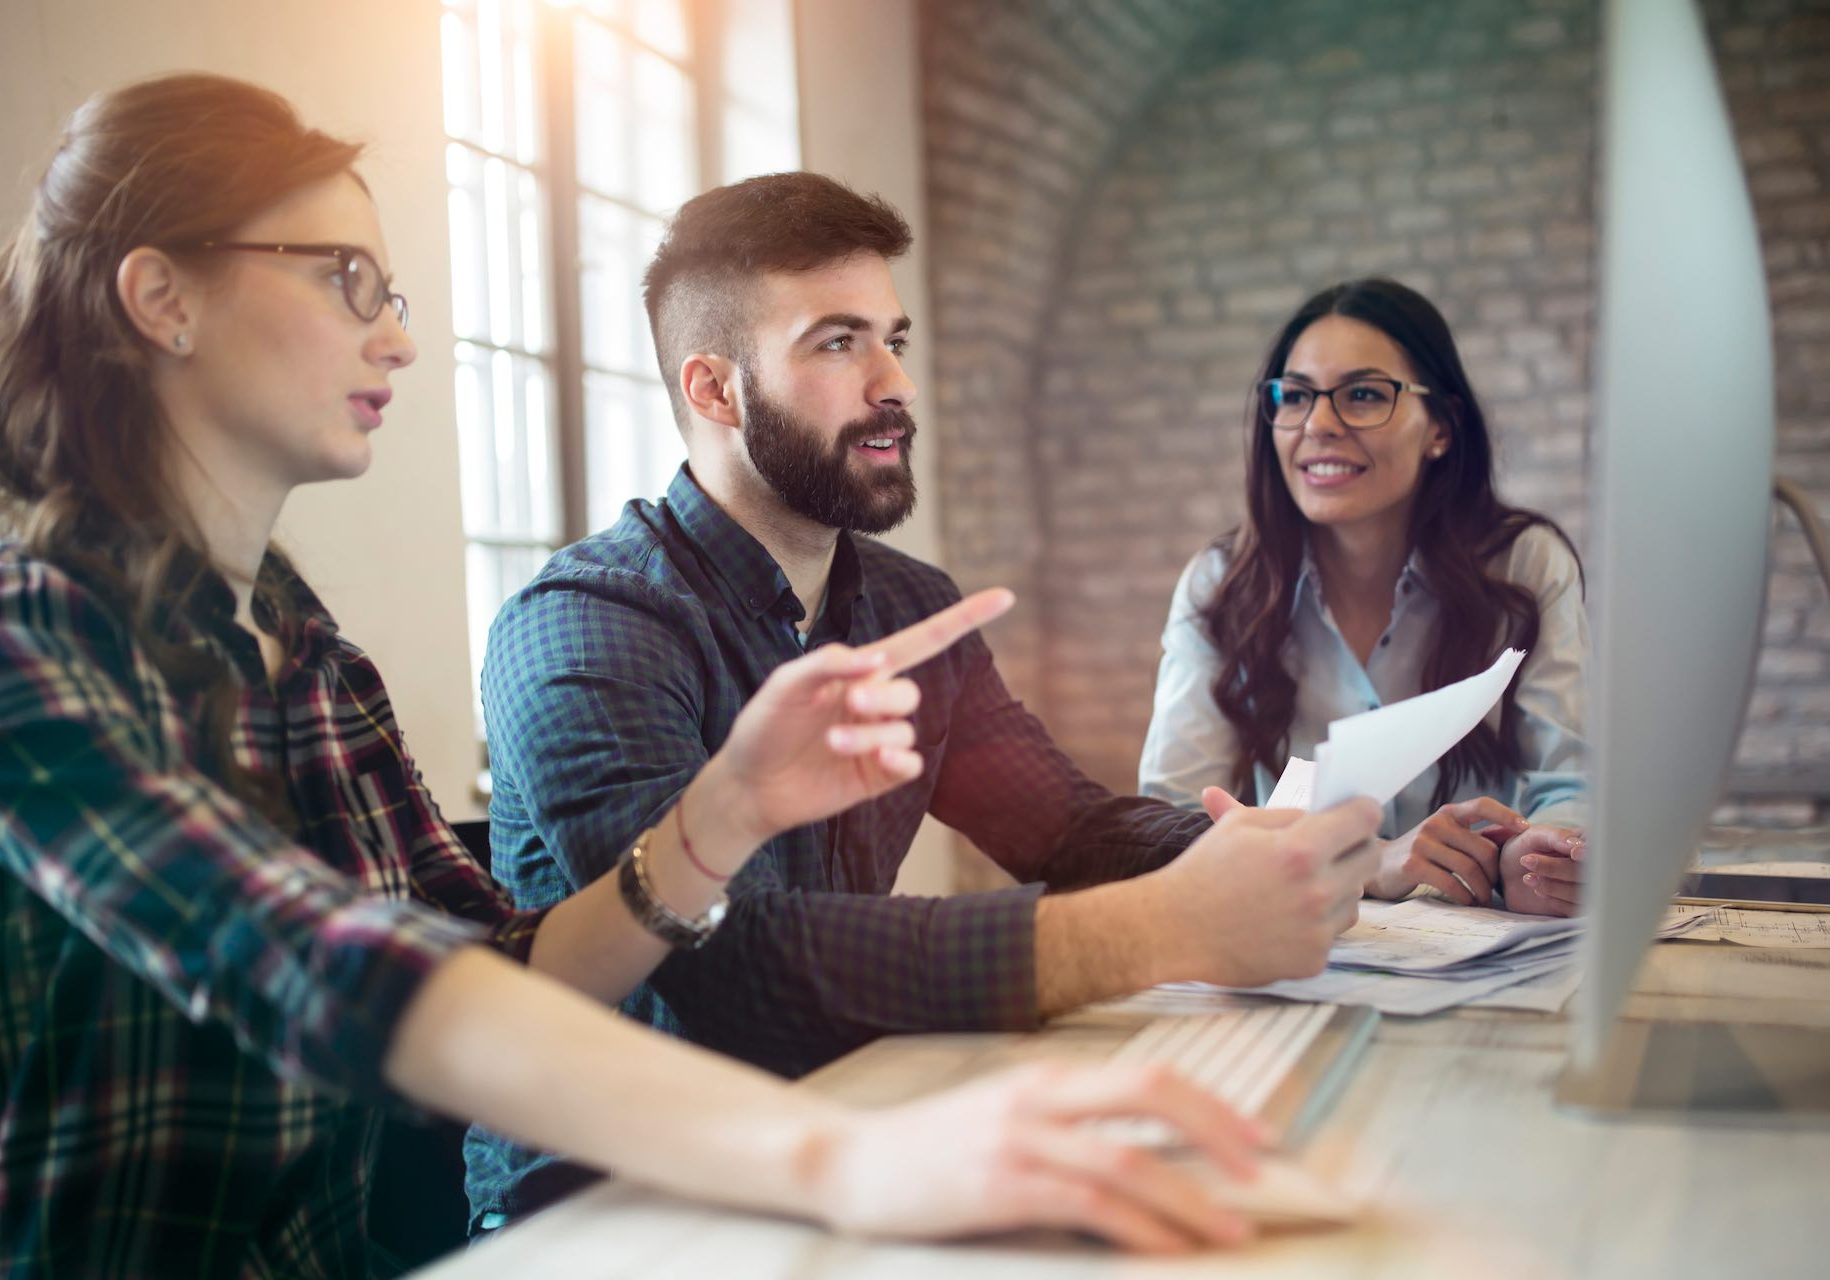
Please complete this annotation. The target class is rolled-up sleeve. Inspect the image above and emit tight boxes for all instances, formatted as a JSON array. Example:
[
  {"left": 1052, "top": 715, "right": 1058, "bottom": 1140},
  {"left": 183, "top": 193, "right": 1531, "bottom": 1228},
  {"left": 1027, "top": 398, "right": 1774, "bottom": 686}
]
[
  {"left": 1139, "top": 548, "right": 1241, "bottom": 810},
  {"left": 1507, "top": 527, "right": 1589, "bottom": 828}
]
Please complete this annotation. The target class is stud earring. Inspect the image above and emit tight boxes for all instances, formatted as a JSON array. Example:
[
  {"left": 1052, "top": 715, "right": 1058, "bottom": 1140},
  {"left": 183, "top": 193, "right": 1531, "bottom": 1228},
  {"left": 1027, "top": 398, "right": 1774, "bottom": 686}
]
[{"left": 172, "top": 332, "right": 189, "bottom": 352}]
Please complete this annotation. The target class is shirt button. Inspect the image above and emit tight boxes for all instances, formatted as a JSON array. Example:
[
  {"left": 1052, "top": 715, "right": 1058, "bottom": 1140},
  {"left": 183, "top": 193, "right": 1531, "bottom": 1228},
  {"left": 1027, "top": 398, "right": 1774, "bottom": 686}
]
[
  {"left": 1367, "top": 701, "right": 1379, "bottom": 710},
  {"left": 1379, "top": 635, "right": 1391, "bottom": 647}
]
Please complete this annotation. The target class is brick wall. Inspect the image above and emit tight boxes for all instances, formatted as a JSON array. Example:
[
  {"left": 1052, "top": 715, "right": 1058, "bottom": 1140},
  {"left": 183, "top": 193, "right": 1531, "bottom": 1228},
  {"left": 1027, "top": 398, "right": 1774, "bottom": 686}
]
[{"left": 921, "top": 0, "right": 1830, "bottom": 829}]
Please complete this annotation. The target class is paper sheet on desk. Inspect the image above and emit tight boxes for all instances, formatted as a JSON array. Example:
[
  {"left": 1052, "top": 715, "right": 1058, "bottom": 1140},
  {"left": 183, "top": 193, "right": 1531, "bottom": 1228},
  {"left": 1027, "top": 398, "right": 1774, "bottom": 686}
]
[
  {"left": 1326, "top": 898, "right": 1577, "bottom": 974},
  {"left": 1163, "top": 951, "right": 1576, "bottom": 1017},
  {"left": 1159, "top": 906, "right": 1711, "bottom": 1018},
  {"left": 1670, "top": 906, "right": 1830, "bottom": 947}
]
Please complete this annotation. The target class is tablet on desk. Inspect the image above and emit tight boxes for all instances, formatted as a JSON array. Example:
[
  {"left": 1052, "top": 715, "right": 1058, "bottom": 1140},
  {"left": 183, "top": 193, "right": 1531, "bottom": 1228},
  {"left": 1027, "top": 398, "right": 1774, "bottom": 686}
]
[{"left": 1674, "top": 870, "right": 1830, "bottom": 912}]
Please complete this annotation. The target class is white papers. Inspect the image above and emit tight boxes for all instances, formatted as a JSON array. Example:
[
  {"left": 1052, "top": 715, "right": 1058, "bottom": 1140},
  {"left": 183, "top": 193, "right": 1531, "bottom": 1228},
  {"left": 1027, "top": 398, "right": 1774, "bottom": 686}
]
[
  {"left": 1312, "top": 648, "right": 1526, "bottom": 810},
  {"left": 1264, "top": 757, "right": 1316, "bottom": 810},
  {"left": 1326, "top": 898, "right": 1576, "bottom": 974},
  {"left": 1671, "top": 906, "right": 1830, "bottom": 948},
  {"left": 1179, "top": 956, "right": 1574, "bottom": 1017},
  {"left": 1187, "top": 901, "right": 1713, "bottom": 1018},
  {"left": 1461, "top": 962, "right": 1584, "bottom": 1013}
]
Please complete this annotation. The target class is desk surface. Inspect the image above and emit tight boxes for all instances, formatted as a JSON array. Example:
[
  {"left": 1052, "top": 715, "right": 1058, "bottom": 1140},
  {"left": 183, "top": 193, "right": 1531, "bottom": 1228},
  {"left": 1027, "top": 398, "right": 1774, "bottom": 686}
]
[{"left": 419, "top": 940, "right": 1830, "bottom": 1280}]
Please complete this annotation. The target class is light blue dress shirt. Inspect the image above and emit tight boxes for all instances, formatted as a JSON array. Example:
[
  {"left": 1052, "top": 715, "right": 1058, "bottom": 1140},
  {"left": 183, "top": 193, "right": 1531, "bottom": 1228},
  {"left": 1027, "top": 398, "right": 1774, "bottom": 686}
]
[{"left": 1138, "top": 524, "right": 1588, "bottom": 839}]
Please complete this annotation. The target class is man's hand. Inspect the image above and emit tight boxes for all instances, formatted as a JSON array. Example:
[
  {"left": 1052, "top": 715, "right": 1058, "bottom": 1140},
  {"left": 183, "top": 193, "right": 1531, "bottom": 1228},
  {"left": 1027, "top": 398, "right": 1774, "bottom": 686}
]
[
  {"left": 698, "top": 588, "right": 1014, "bottom": 851},
  {"left": 1136, "top": 798, "right": 1383, "bottom": 989}
]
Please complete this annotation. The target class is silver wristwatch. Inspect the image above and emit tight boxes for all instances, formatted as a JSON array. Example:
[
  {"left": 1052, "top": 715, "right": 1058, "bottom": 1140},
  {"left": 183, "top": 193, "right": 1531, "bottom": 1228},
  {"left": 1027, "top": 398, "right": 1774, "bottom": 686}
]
[{"left": 616, "top": 829, "right": 727, "bottom": 949}]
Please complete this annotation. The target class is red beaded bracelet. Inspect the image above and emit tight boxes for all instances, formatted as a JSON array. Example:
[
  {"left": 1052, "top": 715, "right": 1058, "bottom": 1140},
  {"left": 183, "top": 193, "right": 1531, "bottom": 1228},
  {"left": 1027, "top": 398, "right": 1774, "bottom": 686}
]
[{"left": 676, "top": 795, "right": 731, "bottom": 883}]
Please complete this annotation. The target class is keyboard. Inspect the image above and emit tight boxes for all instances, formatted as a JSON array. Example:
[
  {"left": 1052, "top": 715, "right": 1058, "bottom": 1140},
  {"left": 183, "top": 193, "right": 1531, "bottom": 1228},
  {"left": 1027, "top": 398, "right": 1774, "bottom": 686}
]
[
  {"left": 1094, "top": 1001, "right": 1378, "bottom": 1226},
  {"left": 1095, "top": 1003, "right": 1334, "bottom": 1146}
]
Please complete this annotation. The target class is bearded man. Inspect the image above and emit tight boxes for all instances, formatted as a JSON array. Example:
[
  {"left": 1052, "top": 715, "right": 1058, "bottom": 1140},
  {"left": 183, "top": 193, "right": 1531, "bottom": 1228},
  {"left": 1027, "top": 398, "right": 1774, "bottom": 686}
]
[{"left": 465, "top": 172, "right": 1379, "bottom": 1231}]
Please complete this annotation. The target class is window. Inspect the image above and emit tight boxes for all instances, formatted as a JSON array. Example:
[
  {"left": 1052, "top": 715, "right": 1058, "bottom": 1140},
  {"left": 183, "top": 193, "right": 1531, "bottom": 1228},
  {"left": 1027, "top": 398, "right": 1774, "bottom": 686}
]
[{"left": 440, "top": 0, "right": 799, "bottom": 740}]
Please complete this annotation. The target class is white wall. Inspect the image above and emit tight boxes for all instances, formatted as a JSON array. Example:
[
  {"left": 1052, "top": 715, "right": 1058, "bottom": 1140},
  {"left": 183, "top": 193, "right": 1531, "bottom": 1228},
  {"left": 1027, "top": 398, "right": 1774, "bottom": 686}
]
[
  {"left": 795, "top": 0, "right": 956, "bottom": 895},
  {"left": 0, "top": 0, "right": 481, "bottom": 817}
]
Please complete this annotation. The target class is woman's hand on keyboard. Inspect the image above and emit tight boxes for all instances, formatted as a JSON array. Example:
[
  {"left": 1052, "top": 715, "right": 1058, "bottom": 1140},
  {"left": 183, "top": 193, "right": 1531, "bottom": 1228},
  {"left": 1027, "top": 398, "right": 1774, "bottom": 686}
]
[
  {"left": 814, "top": 1060, "right": 1263, "bottom": 1253},
  {"left": 1140, "top": 797, "right": 1383, "bottom": 988}
]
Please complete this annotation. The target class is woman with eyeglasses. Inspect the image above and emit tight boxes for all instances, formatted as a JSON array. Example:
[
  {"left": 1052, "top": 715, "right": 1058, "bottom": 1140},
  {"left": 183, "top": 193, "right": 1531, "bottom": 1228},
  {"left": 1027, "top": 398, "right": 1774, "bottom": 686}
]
[
  {"left": 0, "top": 74, "right": 1267, "bottom": 1275},
  {"left": 1140, "top": 278, "right": 1588, "bottom": 917}
]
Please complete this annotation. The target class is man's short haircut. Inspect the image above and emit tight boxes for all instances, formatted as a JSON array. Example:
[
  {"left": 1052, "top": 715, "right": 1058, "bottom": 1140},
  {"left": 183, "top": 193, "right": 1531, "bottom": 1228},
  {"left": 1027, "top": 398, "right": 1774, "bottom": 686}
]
[{"left": 641, "top": 171, "right": 913, "bottom": 431}]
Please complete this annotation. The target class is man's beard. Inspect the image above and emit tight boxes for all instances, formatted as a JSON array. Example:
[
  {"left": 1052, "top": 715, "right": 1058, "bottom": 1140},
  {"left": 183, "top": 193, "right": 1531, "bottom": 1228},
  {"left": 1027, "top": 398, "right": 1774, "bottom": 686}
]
[{"left": 739, "top": 374, "right": 918, "bottom": 535}]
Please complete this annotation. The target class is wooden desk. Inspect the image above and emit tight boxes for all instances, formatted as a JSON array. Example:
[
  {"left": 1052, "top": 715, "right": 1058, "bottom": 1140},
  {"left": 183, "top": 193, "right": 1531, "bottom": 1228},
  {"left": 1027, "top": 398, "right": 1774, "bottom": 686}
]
[{"left": 416, "top": 940, "right": 1830, "bottom": 1279}]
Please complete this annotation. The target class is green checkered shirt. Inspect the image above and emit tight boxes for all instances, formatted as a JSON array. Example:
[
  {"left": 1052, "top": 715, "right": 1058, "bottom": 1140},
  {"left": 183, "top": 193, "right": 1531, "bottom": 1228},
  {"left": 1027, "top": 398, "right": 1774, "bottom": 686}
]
[{"left": 466, "top": 465, "right": 1207, "bottom": 1223}]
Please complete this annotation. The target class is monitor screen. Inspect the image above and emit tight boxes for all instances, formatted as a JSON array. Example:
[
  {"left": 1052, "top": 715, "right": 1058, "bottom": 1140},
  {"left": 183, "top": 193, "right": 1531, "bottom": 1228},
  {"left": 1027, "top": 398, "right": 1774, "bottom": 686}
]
[{"left": 1574, "top": 0, "right": 1776, "bottom": 1066}]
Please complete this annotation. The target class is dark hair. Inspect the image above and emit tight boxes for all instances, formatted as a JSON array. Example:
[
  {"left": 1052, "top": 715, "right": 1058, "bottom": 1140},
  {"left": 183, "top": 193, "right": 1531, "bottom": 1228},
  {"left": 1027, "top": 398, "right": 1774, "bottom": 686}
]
[
  {"left": 1200, "top": 277, "right": 1581, "bottom": 808},
  {"left": 641, "top": 171, "right": 912, "bottom": 429},
  {"left": 0, "top": 72, "right": 365, "bottom": 824}
]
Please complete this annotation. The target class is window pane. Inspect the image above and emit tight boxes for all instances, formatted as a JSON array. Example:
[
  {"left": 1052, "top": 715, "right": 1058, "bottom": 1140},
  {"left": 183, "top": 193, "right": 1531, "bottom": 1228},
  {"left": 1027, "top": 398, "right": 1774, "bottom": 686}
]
[
  {"left": 445, "top": 145, "right": 549, "bottom": 354},
  {"left": 722, "top": 103, "right": 799, "bottom": 185},
  {"left": 455, "top": 341, "right": 560, "bottom": 544},
  {"left": 719, "top": 0, "right": 796, "bottom": 121},
  {"left": 576, "top": 22, "right": 697, "bottom": 212},
  {"left": 441, "top": 0, "right": 541, "bottom": 166},
  {"left": 581, "top": 0, "right": 689, "bottom": 60},
  {"left": 584, "top": 373, "right": 684, "bottom": 531},
  {"left": 579, "top": 196, "right": 664, "bottom": 377},
  {"left": 716, "top": 0, "right": 798, "bottom": 183}
]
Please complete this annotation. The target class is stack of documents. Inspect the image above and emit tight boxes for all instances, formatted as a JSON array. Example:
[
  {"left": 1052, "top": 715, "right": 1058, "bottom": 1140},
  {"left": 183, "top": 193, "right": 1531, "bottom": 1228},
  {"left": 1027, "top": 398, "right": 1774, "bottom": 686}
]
[
  {"left": 1188, "top": 901, "right": 1712, "bottom": 1017},
  {"left": 1188, "top": 898, "right": 1580, "bottom": 1016}
]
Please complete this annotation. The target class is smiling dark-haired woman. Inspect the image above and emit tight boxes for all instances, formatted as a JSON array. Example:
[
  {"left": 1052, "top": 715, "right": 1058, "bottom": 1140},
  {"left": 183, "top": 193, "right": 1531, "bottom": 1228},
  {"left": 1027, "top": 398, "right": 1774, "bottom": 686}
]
[{"left": 1140, "top": 277, "right": 1589, "bottom": 918}]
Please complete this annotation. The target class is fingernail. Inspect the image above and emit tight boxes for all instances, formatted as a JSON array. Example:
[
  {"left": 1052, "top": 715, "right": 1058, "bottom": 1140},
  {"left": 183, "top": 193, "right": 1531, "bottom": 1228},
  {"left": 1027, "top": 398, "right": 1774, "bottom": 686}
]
[
  {"left": 1524, "top": 873, "right": 1538, "bottom": 885},
  {"left": 1523, "top": 855, "right": 1539, "bottom": 869},
  {"left": 828, "top": 728, "right": 852, "bottom": 749}
]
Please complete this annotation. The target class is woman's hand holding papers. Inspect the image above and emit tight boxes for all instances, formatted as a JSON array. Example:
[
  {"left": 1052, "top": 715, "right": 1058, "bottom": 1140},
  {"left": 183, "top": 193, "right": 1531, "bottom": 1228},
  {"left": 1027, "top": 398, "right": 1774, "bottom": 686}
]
[
  {"left": 1364, "top": 797, "right": 1528, "bottom": 906},
  {"left": 1497, "top": 826, "right": 1585, "bottom": 917}
]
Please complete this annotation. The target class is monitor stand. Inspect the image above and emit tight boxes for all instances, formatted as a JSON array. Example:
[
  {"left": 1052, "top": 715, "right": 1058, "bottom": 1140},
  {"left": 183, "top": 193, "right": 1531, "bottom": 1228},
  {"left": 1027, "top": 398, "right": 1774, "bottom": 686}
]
[{"left": 1556, "top": 1018, "right": 1830, "bottom": 1121}]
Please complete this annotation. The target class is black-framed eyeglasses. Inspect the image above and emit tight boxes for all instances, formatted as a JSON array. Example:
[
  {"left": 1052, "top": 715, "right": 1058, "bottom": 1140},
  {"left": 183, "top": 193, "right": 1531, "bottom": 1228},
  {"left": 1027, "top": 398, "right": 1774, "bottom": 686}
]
[
  {"left": 1258, "top": 376, "right": 1430, "bottom": 431},
  {"left": 171, "top": 242, "right": 409, "bottom": 329}
]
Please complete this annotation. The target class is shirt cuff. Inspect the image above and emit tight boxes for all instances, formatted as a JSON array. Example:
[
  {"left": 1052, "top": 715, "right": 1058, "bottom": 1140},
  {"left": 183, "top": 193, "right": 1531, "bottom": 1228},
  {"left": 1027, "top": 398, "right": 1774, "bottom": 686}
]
[{"left": 922, "top": 881, "right": 1046, "bottom": 1031}]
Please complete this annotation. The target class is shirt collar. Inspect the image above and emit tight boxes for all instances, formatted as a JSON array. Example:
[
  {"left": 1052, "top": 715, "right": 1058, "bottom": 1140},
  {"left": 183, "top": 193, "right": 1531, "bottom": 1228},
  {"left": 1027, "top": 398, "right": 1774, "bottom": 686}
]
[
  {"left": 1291, "top": 541, "right": 1432, "bottom": 618},
  {"left": 662, "top": 464, "right": 867, "bottom": 630},
  {"left": 181, "top": 552, "right": 340, "bottom": 684}
]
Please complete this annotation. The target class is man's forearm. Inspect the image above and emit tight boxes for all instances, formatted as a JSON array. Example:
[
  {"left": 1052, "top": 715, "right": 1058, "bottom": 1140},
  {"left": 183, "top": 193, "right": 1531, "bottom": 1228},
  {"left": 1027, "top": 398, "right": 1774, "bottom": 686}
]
[
  {"left": 1033, "top": 877, "right": 1171, "bottom": 1019},
  {"left": 528, "top": 761, "right": 769, "bottom": 1005}
]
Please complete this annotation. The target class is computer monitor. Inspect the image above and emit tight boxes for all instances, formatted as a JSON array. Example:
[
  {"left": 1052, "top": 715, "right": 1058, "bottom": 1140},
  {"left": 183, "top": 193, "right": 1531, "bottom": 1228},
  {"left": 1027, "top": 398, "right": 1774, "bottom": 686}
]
[{"left": 1570, "top": 0, "right": 1774, "bottom": 1071}]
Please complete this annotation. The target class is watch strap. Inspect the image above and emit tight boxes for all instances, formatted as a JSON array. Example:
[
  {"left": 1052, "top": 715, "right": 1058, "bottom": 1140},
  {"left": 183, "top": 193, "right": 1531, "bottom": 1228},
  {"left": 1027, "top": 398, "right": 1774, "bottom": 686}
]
[{"left": 617, "top": 830, "right": 727, "bottom": 949}]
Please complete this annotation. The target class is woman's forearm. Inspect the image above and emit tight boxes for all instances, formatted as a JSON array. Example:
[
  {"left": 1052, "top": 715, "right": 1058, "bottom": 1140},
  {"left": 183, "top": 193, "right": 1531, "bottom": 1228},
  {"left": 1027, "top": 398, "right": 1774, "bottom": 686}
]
[{"left": 383, "top": 945, "right": 845, "bottom": 1222}]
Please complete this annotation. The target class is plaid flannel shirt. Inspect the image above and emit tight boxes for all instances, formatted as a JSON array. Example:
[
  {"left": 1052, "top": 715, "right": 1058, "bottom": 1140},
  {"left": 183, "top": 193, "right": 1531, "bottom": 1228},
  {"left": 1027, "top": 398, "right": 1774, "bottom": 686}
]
[
  {"left": 466, "top": 465, "right": 1208, "bottom": 1223},
  {"left": 0, "top": 545, "right": 542, "bottom": 1278}
]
